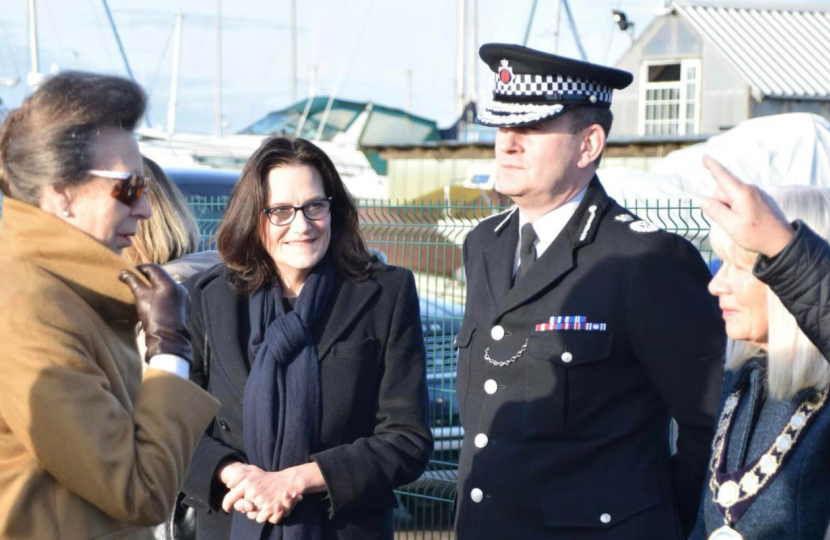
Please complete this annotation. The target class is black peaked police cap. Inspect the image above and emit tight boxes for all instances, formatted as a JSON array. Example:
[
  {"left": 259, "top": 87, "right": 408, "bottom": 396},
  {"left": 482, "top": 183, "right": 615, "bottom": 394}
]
[{"left": 476, "top": 43, "right": 633, "bottom": 128}]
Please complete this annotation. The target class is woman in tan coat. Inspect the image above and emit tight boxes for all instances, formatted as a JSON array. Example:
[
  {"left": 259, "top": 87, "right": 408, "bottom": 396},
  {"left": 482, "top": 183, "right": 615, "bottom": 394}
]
[{"left": 0, "top": 71, "right": 219, "bottom": 539}]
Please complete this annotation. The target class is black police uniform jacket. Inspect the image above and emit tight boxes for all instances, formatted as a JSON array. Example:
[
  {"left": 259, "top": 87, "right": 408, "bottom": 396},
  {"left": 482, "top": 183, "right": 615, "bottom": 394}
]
[
  {"left": 454, "top": 177, "right": 726, "bottom": 540},
  {"left": 179, "top": 262, "right": 433, "bottom": 540}
]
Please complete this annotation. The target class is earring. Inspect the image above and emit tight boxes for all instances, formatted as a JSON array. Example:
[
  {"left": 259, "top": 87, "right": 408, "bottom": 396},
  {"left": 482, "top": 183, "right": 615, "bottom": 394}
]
[{"left": 61, "top": 208, "right": 70, "bottom": 217}]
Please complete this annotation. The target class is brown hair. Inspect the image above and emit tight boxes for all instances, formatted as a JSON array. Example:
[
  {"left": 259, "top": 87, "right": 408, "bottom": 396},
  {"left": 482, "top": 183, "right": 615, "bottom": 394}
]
[
  {"left": 0, "top": 71, "right": 146, "bottom": 204},
  {"left": 568, "top": 105, "right": 614, "bottom": 137},
  {"left": 217, "top": 136, "right": 372, "bottom": 295},
  {"left": 567, "top": 105, "right": 613, "bottom": 167},
  {"left": 122, "top": 157, "right": 201, "bottom": 266}
]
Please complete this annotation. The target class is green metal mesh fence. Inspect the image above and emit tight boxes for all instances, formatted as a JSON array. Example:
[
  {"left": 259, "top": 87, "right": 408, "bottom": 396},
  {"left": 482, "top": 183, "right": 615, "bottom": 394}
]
[
  {"left": 0, "top": 194, "right": 713, "bottom": 536},
  {"left": 186, "top": 197, "right": 714, "bottom": 538},
  {"left": 0, "top": 195, "right": 714, "bottom": 535}
]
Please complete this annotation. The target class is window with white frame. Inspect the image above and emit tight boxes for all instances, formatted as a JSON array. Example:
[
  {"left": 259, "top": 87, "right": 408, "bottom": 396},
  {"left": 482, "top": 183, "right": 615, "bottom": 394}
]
[{"left": 639, "top": 59, "right": 701, "bottom": 136}]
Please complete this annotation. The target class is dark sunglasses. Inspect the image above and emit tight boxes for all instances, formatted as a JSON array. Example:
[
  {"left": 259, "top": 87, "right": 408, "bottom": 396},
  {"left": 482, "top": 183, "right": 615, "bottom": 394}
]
[
  {"left": 88, "top": 169, "right": 148, "bottom": 206},
  {"left": 262, "top": 197, "right": 333, "bottom": 226}
]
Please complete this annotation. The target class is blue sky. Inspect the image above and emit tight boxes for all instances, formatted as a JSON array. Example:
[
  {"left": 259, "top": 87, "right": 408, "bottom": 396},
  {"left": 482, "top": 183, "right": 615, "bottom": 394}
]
[{"left": 2, "top": 0, "right": 827, "bottom": 133}]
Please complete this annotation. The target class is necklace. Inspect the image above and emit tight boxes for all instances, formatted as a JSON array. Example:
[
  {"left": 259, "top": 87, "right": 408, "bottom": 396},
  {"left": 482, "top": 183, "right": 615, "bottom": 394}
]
[{"left": 706, "top": 387, "right": 828, "bottom": 540}]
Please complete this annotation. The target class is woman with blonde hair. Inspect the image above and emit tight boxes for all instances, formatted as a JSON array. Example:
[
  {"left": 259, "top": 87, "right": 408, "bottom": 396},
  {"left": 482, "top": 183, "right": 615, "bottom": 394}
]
[
  {"left": 122, "top": 157, "right": 221, "bottom": 540},
  {"left": 123, "top": 157, "right": 221, "bottom": 283},
  {"left": 691, "top": 158, "right": 830, "bottom": 539}
]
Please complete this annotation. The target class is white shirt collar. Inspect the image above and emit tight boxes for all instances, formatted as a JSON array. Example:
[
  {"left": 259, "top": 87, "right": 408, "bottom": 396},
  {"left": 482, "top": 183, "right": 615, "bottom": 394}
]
[{"left": 514, "top": 186, "right": 587, "bottom": 275}]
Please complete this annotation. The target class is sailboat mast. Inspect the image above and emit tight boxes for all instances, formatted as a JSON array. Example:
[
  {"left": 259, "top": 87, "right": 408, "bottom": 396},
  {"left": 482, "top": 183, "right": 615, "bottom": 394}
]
[
  {"left": 25, "top": 0, "right": 45, "bottom": 89},
  {"left": 561, "top": 0, "right": 586, "bottom": 60},
  {"left": 215, "top": 0, "right": 223, "bottom": 136},
  {"left": 553, "top": 0, "right": 562, "bottom": 53},
  {"left": 27, "top": 0, "right": 39, "bottom": 80},
  {"left": 455, "top": 0, "right": 466, "bottom": 117},
  {"left": 468, "top": 0, "right": 478, "bottom": 106},
  {"left": 167, "top": 11, "right": 183, "bottom": 135},
  {"left": 290, "top": 0, "right": 297, "bottom": 104},
  {"left": 522, "top": 0, "right": 538, "bottom": 47},
  {"left": 101, "top": 0, "right": 135, "bottom": 80}
]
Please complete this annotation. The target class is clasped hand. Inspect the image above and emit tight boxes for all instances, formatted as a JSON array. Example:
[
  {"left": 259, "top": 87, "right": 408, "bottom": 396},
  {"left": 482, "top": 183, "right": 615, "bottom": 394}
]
[{"left": 219, "top": 462, "right": 304, "bottom": 524}]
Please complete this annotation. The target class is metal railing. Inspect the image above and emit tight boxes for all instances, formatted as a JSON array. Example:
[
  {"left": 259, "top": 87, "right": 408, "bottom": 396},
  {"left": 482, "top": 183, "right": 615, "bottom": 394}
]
[
  {"left": 186, "top": 197, "right": 713, "bottom": 537},
  {"left": 0, "top": 196, "right": 713, "bottom": 538}
]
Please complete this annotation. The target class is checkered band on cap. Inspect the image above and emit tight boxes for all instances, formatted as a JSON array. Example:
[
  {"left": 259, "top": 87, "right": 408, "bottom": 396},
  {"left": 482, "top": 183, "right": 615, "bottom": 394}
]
[{"left": 495, "top": 73, "right": 613, "bottom": 105}]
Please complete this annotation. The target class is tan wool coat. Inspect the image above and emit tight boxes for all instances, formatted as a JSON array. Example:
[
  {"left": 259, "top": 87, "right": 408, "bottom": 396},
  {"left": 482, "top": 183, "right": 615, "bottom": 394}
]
[{"left": 0, "top": 198, "right": 219, "bottom": 540}]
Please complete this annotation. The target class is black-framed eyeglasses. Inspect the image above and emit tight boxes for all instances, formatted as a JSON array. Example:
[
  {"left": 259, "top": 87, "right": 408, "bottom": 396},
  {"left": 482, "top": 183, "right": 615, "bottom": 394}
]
[
  {"left": 88, "top": 169, "right": 148, "bottom": 206},
  {"left": 262, "top": 197, "right": 333, "bottom": 226}
]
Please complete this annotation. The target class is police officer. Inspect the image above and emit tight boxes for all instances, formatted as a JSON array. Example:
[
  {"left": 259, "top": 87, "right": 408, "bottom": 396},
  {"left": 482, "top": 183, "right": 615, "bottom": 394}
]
[{"left": 454, "top": 44, "right": 726, "bottom": 539}]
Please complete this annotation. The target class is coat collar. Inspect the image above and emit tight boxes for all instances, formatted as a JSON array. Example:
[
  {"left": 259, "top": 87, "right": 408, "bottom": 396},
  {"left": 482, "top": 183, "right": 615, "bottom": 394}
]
[
  {"left": 486, "top": 176, "right": 610, "bottom": 318},
  {"left": 0, "top": 197, "right": 139, "bottom": 322}
]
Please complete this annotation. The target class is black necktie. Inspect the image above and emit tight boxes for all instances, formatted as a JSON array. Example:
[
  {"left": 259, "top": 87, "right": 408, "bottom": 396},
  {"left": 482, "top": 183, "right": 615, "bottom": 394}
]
[{"left": 519, "top": 223, "right": 538, "bottom": 279}]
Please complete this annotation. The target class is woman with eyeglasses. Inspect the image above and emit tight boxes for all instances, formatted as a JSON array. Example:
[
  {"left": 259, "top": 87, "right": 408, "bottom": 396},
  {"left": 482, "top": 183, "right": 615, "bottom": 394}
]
[
  {"left": 180, "top": 136, "right": 432, "bottom": 540},
  {"left": 0, "top": 71, "right": 218, "bottom": 539}
]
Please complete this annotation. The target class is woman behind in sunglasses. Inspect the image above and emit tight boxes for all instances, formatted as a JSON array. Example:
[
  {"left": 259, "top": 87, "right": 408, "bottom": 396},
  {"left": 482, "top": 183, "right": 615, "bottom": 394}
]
[
  {"left": 180, "top": 136, "right": 432, "bottom": 540},
  {"left": 0, "top": 71, "right": 219, "bottom": 539}
]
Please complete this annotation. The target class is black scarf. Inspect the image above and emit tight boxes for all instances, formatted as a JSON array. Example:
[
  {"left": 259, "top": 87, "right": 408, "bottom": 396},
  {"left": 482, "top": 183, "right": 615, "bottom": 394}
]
[{"left": 231, "top": 259, "right": 334, "bottom": 540}]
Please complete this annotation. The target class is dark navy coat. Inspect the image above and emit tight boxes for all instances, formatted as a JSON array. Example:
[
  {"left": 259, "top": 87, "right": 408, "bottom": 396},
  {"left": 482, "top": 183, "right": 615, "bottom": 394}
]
[
  {"left": 454, "top": 177, "right": 726, "bottom": 540},
  {"left": 689, "top": 222, "right": 830, "bottom": 539},
  {"left": 690, "top": 360, "right": 830, "bottom": 539}
]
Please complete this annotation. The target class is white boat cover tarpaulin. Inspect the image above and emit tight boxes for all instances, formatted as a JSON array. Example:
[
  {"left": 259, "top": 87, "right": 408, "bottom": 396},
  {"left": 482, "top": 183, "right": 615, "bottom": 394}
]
[{"left": 600, "top": 113, "right": 830, "bottom": 204}]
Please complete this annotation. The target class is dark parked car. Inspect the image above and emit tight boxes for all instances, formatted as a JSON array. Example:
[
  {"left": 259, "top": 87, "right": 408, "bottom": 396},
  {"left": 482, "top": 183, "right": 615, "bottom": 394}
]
[
  {"left": 419, "top": 296, "right": 464, "bottom": 461},
  {"left": 165, "top": 167, "right": 239, "bottom": 249},
  {"left": 165, "top": 167, "right": 240, "bottom": 198}
]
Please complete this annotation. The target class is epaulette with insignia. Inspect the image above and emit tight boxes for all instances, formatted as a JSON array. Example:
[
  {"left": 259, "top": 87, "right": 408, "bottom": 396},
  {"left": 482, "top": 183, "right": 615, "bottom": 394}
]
[{"left": 629, "top": 220, "right": 660, "bottom": 234}]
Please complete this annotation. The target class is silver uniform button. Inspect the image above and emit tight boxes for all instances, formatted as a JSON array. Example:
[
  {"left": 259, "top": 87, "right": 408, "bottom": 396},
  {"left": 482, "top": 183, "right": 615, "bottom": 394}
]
[
  {"left": 474, "top": 433, "right": 489, "bottom": 448},
  {"left": 484, "top": 379, "right": 498, "bottom": 394},
  {"left": 471, "top": 488, "right": 484, "bottom": 503},
  {"left": 600, "top": 513, "right": 612, "bottom": 524},
  {"left": 561, "top": 351, "right": 573, "bottom": 363},
  {"left": 490, "top": 325, "right": 505, "bottom": 341}
]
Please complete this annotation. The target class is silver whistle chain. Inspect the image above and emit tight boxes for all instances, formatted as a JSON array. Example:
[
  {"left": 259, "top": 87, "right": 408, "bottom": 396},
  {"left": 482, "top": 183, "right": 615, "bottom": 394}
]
[{"left": 484, "top": 339, "right": 529, "bottom": 367}]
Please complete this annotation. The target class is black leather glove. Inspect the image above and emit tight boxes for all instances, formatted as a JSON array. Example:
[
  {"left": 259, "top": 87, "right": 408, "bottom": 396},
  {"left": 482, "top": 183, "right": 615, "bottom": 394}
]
[{"left": 119, "top": 264, "right": 193, "bottom": 366}]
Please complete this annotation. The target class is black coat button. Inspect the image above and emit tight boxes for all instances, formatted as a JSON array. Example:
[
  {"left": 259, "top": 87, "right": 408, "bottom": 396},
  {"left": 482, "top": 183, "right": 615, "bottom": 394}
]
[{"left": 219, "top": 420, "right": 230, "bottom": 432}]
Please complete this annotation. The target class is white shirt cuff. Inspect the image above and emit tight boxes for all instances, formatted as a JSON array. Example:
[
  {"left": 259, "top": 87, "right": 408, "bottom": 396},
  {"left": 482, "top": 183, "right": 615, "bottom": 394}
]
[{"left": 148, "top": 354, "right": 190, "bottom": 379}]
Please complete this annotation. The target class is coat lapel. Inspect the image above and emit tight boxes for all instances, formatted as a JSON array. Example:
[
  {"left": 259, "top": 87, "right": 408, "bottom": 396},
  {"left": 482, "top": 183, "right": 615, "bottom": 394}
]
[
  {"left": 497, "top": 177, "right": 609, "bottom": 317},
  {"left": 499, "top": 228, "right": 575, "bottom": 316},
  {"left": 315, "top": 277, "right": 380, "bottom": 361},
  {"left": 202, "top": 271, "right": 252, "bottom": 398},
  {"left": 482, "top": 210, "right": 520, "bottom": 311}
]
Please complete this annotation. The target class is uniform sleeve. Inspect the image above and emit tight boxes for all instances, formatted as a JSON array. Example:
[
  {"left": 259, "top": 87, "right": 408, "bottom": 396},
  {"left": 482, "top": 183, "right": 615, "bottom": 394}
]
[
  {"left": 310, "top": 270, "right": 433, "bottom": 518},
  {"left": 180, "top": 276, "right": 247, "bottom": 512},
  {"left": 0, "top": 292, "right": 219, "bottom": 526},
  {"left": 625, "top": 235, "right": 726, "bottom": 535},
  {"left": 754, "top": 221, "right": 830, "bottom": 362}
]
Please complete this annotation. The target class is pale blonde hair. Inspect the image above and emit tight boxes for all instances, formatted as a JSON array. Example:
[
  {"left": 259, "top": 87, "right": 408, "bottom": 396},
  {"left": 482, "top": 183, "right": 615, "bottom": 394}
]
[
  {"left": 709, "top": 186, "right": 830, "bottom": 399},
  {"left": 122, "top": 157, "right": 200, "bottom": 266}
]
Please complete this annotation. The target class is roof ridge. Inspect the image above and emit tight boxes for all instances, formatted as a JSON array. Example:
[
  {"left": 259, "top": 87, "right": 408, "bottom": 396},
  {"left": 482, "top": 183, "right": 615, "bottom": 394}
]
[
  {"left": 673, "top": 1, "right": 830, "bottom": 12},
  {"left": 673, "top": 1, "right": 830, "bottom": 100}
]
